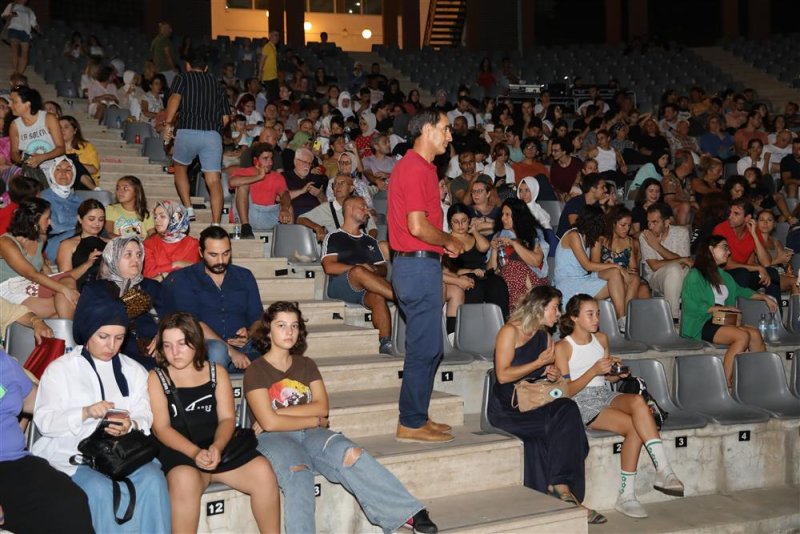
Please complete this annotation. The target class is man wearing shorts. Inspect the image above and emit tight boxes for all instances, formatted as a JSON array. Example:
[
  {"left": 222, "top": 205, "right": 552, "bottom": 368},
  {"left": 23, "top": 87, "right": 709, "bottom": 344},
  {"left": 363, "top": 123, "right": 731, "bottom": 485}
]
[
  {"left": 321, "top": 196, "right": 394, "bottom": 355},
  {"left": 164, "top": 50, "right": 229, "bottom": 224}
]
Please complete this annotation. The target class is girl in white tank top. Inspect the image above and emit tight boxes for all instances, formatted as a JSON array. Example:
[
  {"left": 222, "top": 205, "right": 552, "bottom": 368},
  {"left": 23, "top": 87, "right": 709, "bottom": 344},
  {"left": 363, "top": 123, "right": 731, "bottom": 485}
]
[
  {"left": 554, "top": 294, "right": 684, "bottom": 520},
  {"left": 14, "top": 110, "right": 55, "bottom": 156}
]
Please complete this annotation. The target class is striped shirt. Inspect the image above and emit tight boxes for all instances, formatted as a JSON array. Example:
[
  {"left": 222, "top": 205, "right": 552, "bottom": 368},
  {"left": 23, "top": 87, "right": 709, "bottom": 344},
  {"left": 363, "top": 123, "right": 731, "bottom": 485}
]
[{"left": 171, "top": 71, "right": 229, "bottom": 132}]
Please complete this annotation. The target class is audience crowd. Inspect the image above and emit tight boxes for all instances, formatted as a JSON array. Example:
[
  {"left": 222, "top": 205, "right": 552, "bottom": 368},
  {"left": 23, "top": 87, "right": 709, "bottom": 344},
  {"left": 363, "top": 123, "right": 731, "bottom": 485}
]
[{"left": 1, "top": 15, "right": 800, "bottom": 532}]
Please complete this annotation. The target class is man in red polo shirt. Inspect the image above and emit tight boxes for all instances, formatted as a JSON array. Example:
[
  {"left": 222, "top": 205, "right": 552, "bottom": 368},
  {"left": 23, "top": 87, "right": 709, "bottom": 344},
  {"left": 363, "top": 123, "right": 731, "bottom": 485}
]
[
  {"left": 712, "top": 198, "right": 781, "bottom": 304},
  {"left": 388, "top": 110, "right": 464, "bottom": 443}
]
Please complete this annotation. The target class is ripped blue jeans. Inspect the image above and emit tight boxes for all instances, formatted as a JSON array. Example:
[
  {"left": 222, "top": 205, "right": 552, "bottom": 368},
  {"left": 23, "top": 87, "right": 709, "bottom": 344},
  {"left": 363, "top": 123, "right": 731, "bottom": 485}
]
[{"left": 257, "top": 428, "right": 423, "bottom": 533}]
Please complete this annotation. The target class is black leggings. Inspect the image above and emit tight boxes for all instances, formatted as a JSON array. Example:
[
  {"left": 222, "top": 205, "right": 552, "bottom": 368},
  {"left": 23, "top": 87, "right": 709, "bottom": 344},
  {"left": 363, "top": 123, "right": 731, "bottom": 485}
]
[
  {"left": 464, "top": 273, "right": 510, "bottom": 318},
  {"left": 0, "top": 455, "right": 94, "bottom": 534}
]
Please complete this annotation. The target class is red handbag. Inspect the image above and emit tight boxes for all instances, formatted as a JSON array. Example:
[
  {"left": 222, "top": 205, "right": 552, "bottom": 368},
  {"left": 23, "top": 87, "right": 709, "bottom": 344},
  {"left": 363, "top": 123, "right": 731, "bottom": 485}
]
[{"left": 23, "top": 337, "right": 67, "bottom": 379}]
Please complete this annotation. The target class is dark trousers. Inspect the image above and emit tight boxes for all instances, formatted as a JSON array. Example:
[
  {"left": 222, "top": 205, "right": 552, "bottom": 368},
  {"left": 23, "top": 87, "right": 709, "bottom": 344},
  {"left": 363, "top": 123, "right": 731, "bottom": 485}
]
[
  {"left": 262, "top": 79, "right": 279, "bottom": 103},
  {"left": 392, "top": 256, "right": 444, "bottom": 428},
  {"left": 726, "top": 267, "right": 782, "bottom": 308},
  {"left": 465, "top": 273, "right": 510, "bottom": 318},
  {"left": 0, "top": 455, "right": 94, "bottom": 534}
]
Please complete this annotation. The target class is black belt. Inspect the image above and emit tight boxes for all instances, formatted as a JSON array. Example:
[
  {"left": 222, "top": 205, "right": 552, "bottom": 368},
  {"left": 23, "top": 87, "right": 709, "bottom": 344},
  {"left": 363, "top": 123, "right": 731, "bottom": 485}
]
[{"left": 394, "top": 250, "right": 442, "bottom": 260}]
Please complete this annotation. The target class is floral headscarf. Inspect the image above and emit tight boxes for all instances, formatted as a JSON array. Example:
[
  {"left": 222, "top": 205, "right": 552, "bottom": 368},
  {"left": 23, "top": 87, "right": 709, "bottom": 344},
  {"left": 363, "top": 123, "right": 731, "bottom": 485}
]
[
  {"left": 155, "top": 200, "right": 189, "bottom": 244},
  {"left": 100, "top": 236, "right": 144, "bottom": 295}
]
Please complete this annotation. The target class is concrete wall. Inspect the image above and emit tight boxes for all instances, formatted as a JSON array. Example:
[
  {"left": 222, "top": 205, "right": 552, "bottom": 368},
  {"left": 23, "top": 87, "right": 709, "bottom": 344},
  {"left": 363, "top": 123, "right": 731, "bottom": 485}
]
[{"left": 209, "top": 0, "right": 383, "bottom": 52}]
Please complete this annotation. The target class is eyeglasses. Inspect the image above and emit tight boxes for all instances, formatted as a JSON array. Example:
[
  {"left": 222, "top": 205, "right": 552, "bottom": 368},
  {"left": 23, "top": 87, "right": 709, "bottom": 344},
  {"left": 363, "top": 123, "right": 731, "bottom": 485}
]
[
  {"left": 296, "top": 159, "right": 314, "bottom": 165},
  {"left": 472, "top": 188, "right": 487, "bottom": 194}
]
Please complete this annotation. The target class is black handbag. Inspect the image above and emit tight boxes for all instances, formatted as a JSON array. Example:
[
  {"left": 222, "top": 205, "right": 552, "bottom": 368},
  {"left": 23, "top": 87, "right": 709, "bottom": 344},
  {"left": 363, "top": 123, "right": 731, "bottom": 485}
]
[
  {"left": 155, "top": 364, "right": 257, "bottom": 470},
  {"left": 617, "top": 375, "right": 669, "bottom": 430},
  {"left": 69, "top": 422, "right": 159, "bottom": 524}
]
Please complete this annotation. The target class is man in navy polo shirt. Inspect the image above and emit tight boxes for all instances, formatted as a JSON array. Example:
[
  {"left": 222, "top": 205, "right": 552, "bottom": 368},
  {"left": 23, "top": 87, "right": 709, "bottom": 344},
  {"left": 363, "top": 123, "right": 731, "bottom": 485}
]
[
  {"left": 388, "top": 110, "right": 464, "bottom": 443},
  {"left": 161, "top": 226, "right": 263, "bottom": 371}
]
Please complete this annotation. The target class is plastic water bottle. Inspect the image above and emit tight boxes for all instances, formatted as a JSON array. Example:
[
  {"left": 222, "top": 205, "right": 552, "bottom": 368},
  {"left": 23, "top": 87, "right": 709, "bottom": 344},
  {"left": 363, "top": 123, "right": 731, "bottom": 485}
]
[
  {"left": 767, "top": 312, "right": 779, "bottom": 342},
  {"left": 758, "top": 314, "right": 768, "bottom": 340},
  {"left": 232, "top": 215, "right": 241, "bottom": 240},
  {"left": 134, "top": 133, "right": 141, "bottom": 144},
  {"left": 115, "top": 116, "right": 122, "bottom": 129},
  {"left": 498, "top": 246, "right": 507, "bottom": 269}
]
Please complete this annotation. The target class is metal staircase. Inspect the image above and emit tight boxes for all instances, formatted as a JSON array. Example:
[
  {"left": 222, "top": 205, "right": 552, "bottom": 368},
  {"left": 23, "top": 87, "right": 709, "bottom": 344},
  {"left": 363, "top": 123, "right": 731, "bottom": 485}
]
[{"left": 424, "top": 0, "right": 467, "bottom": 49}]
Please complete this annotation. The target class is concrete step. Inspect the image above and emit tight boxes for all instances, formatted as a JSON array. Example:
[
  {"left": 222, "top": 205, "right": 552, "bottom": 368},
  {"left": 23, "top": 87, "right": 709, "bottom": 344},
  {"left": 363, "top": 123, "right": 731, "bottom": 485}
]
[
  {"left": 102, "top": 161, "right": 168, "bottom": 174},
  {"left": 589, "top": 485, "right": 799, "bottom": 533},
  {"left": 305, "top": 324, "right": 378, "bottom": 358},
  {"left": 256, "top": 276, "right": 316, "bottom": 301},
  {"left": 232, "top": 256, "right": 288, "bottom": 276},
  {"left": 328, "top": 387, "right": 463, "bottom": 440},
  {"left": 99, "top": 155, "right": 151, "bottom": 164},
  {"left": 230, "top": 239, "right": 267, "bottom": 258},
  {"left": 273, "top": 299, "right": 347, "bottom": 326}
]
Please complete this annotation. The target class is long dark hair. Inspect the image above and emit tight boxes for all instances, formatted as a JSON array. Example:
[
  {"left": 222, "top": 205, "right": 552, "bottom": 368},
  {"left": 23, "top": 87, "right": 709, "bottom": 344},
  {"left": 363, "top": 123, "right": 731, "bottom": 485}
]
[
  {"left": 493, "top": 197, "right": 541, "bottom": 248},
  {"left": 695, "top": 235, "right": 726, "bottom": 290},
  {"left": 8, "top": 197, "right": 50, "bottom": 240},
  {"left": 575, "top": 204, "right": 606, "bottom": 249},
  {"left": 634, "top": 178, "right": 662, "bottom": 207},
  {"left": 115, "top": 176, "right": 150, "bottom": 222},
  {"left": 74, "top": 198, "right": 105, "bottom": 235},
  {"left": 558, "top": 294, "right": 596, "bottom": 337},
  {"left": 251, "top": 301, "right": 309, "bottom": 356},
  {"left": 603, "top": 206, "right": 633, "bottom": 242}
]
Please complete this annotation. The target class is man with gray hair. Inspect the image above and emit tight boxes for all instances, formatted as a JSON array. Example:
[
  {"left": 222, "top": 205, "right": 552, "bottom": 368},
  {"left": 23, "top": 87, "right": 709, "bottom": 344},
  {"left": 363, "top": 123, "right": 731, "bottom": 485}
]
[{"left": 283, "top": 147, "right": 327, "bottom": 217}]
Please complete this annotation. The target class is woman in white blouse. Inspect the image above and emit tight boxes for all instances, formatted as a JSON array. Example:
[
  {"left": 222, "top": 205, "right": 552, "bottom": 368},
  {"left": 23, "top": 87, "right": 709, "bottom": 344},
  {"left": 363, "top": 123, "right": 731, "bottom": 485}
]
[{"left": 32, "top": 298, "right": 171, "bottom": 533}]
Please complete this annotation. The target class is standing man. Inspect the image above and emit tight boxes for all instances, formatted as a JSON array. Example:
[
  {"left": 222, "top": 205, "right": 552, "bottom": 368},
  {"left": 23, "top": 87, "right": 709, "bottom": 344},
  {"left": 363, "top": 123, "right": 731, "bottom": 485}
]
[
  {"left": 150, "top": 22, "right": 179, "bottom": 88},
  {"left": 259, "top": 30, "right": 280, "bottom": 103},
  {"left": 388, "top": 111, "right": 464, "bottom": 443},
  {"left": 163, "top": 50, "right": 229, "bottom": 225}
]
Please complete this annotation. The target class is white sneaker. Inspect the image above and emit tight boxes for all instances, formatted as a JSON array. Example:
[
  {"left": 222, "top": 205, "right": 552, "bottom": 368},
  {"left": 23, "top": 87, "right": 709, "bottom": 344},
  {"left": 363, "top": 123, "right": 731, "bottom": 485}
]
[
  {"left": 617, "top": 316, "right": 627, "bottom": 333},
  {"left": 615, "top": 496, "right": 648, "bottom": 518},
  {"left": 654, "top": 470, "right": 685, "bottom": 497},
  {"left": 186, "top": 206, "right": 196, "bottom": 221}
]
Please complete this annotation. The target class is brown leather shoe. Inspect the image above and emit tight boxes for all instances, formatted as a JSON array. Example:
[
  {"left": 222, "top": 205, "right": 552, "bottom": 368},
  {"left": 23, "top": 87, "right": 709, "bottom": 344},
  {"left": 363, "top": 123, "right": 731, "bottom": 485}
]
[
  {"left": 425, "top": 419, "right": 452, "bottom": 433},
  {"left": 396, "top": 423, "right": 455, "bottom": 443}
]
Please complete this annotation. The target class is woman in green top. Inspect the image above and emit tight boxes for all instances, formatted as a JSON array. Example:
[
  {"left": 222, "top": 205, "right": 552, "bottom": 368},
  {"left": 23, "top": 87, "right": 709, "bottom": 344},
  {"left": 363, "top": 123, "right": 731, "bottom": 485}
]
[{"left": 680, "top": 235, "right": 776, "bottom": 384}]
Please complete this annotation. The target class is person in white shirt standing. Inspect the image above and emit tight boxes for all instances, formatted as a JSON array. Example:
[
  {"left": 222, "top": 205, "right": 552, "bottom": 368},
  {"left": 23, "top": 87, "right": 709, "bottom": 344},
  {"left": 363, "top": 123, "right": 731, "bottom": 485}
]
[{"left": 2, "top": 0, "right": 38, "bottom": 74}]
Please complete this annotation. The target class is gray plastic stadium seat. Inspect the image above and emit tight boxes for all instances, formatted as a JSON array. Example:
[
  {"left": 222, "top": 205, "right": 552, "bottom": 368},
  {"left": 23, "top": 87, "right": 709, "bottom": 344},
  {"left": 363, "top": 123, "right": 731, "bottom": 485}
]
[
  {"left": 774, "top": 222, "right": 790, "bottom": 246},
  {"left": 736, "top": 297, "right": 800, "bottom": 345},
  {"left": 538, "top": 201, "right": 564, "bottom": 226},
  {"left": 598, "top": 299, "right": 648, "bottom": 354},
  {"left": 732, "top": 352, "right": 800, "bottom": 418},
  {"left": 788, "top": 294, "right": 800, "bottom": 333},
  {"left": 792, "top": 355, "right": 800, "bottom": 399},
  {"left": 143, "top": 137, "right": 169, "bottom": 164},
  {"left": 123, "top": 121, "right": 155, "bottom": 145},
  {"left": 480, "top": 370, "right": 514, "bottom": 437},
  {"left": 791, "top": 253, "right": 800, "bottom": 276},
  {"left": 625, "top": 359, "right": 708, "bottom": 430},
  {"left": 103, "top": 107, "right": 130, "bottom": 129},
  {"left": 674, "top": 355, "right": 770, "bottom": 424},
  {"left": 442, "top": 313, "right": 474, "bottom": 364},
  {"left": 627, "top": 298, "right": 704, "bottom": 351},
  {"left": 75, "top": 189, "right": 114, "bottom": 207},
  {"left": 270, "top": 224, "right": 320, "bottom": 264},
  {"left": 372, "top": 195, "right": 388, "bottom": 216},
  {"left": 5, "top": 320, "right": 76, "bottom": 366},
  {"left": 391, "top": 310, "right": 406, "bottom": 356},
  {"left": 454, "top": 303, "right": 505, "bottom": 361}
]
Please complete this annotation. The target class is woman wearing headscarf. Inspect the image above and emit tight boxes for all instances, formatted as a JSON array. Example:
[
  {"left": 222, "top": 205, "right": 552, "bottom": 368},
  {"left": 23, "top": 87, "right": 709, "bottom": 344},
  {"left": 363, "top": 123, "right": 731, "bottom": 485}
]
[
  {"left": 32, "top": 298, "right": 171, "bottom": 533},
  {"left": 355, "top": 112, "right": 377, "bottom": 159},
  {"left": 517, "top": 177, "right": 551, "bottom": 229},
  {"left": 75, "top": 236, "right": 164, "bottom": 369},
  {"left": 337, "top": 91, "right": 355, "bottom": 120},
  {"left": 39, "top": 155, "right": 82, "bottom": 259},
  {"left": 143, "top": 200, "right": 200, "bottom": 282}
]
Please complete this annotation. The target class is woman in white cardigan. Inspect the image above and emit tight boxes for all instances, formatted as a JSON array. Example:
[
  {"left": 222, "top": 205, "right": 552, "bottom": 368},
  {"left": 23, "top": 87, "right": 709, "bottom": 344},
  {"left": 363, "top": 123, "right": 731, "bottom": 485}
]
[{"left": 32, "top": 298, "right": 171, "bottom": 533}]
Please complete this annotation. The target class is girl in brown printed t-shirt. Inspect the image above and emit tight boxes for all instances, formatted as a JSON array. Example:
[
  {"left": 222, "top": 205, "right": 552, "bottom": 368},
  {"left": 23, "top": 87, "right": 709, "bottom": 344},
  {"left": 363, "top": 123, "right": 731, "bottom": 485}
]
[{"left": 243, "top": 301, "right": 438, "bottom": 534}]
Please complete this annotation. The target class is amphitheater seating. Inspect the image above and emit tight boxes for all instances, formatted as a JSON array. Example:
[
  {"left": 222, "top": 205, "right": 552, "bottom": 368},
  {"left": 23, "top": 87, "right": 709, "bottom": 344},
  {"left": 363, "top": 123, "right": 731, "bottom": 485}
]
[
  {"left": 674, "top": 354, "right": 770, "bottom": 424},
  {"left": 5, "top": 319, "right": 76, "bottom": 366},
  {"left": 453, "top": 303, "right": 504, "bottom": 361},
  {"left": 732, "top": 352, "right": 800, "bottom": 419},
  {"left": 270, "top": 224, "right": 320, "bottom": 264},
  {"left": 724, "top": 33, "right": 800, "bottom": 84},
  {"left": 597, "top": 298, "right": 648, "bottom": 354},
  {"left": 626, "top": 298, "right": 704, "bottom": 351},
  {"left": 736, "top": 297, "right": 800, "bottom": 346}
]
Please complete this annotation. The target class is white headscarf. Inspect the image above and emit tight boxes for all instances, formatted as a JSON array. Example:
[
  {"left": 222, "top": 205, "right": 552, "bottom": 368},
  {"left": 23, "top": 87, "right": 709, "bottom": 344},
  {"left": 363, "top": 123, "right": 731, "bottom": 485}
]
[
  {"left": 337, "top": 91, "right": 354, "bottom": 119},
  {"left": 518, "top": 177, "right": 551, "bottom": 229},
  {"left": 360, "top": 112, "right": 377, "bottom": 136},
  {"left": 43, "top": 156, "right": 76, "bottom": 199}
]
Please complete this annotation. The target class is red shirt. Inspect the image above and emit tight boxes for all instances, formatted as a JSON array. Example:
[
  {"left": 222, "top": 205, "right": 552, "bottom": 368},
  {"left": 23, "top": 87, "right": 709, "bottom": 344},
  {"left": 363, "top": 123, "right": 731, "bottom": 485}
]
[
  {"left": 549, "top": 157, "right": 582, "bottom": 194},
  {"left": 387, "top": 150, "right": 443, "bottom": 254},
  {"left": 143, "top": 235, "right": 201, "bottom": 278},
  {"left": 713, "top": 220, "right": 754, "bottom": 264},
  {"left": 0, "top": 201, "right": 18, "bottom": 235},
  {"left": 230, "top": 168, "right": 288, "bottom": 206}
]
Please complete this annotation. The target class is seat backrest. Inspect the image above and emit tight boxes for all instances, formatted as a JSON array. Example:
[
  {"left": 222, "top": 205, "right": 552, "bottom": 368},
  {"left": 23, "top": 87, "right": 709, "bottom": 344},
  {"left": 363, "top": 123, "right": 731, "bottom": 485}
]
[
  {"left": 734, "top": 352, "right": 795, "bottom": 405},
  {"left": 538, "top": 201, "right": 564, "bottom": 226},
  {"left": 372, "top": 196, "right": 388, "bottom": 216},
  {"left": 774, "top": 221, "right": 790, "bottom": 246},
  {"left": 270, "top": 224, "right": 320, "bottom": 262},
  {"left": 5, "top": 319, "right": 75, "bottom": 366},
  {"left": 789, "top": 294, "right": 800, "bottom": 333},
  {"left": 625, "top": 359, "right": 678, "bottom": 411},
  {"left": 391, "top": 310, "right": 407, "bottom": 356},
  {"left": 598, "top": 298, "right": 621, "bottom": 337},
  {"left": 75, "top": 189, "right": 114, "bottom": 207},
  {"left": 143, "top": 137, "right": 169, "bottom": 163},
  {"left": 480, "top": 369, "right": 496, "bottom": 432},
  {"left": 674, "top": 355, "right": 731, "bottom": 410},
  {"left": 792, "top": 355, "right": 800, "bottom": 398},
  {"left": 123, "top": 121, "right": 155, "bottom": 143},
  {"left": 104, "top": 107, "right": 131, "bottom": 129},
  {"left": 454, "top": 303, "right": 504, "bottom": 358},
  {"left": 737, "top": 297, "right": 770, "bottom": 327},
  {"left": 627, "top": 298, "right": 677, "bottom": 342}
]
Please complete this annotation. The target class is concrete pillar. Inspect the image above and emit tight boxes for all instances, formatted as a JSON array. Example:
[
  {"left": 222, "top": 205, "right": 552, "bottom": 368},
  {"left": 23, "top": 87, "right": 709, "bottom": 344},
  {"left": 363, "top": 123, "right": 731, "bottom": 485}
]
[
  {"left": 267, "top": 0, "right": 283, "bottom": 35},
  {"left": 401, "top": 0, "right": 420, "bottom": 50},
  {"left": 627, "top": 0, "right": 648, "bottom": 39},
  {"left": 383, "top": 0, "right": 400, "bottom": 48},
  {"left": 605, "top": 0, "right": 622, "bottom": 45},
  {"left": 285, "top": 0, "right": 305, "bottom": 48},
  {"left": 721, "top": 0, "right": 739, "bottom": 40},
  {"left": 747, "top": 0, "right": 770, "bottom": 40}
]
